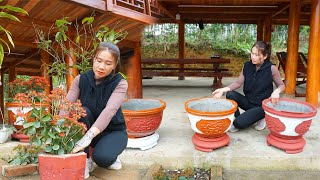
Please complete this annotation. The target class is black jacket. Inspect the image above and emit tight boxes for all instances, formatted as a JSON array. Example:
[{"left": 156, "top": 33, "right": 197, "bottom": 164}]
[
  {"left": 79, "top": 70, "right": 126, "bottom": 131},
  {"left": 243, "top": 61, "right": 273, "bottom": 106}
]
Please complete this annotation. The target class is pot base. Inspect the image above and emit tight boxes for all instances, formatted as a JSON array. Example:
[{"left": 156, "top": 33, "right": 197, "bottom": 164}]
[
  {"left": 127, "top": 132, "right": 159, "bottom": 150},
  {"left": 267, "top": 134, "right": 305, "bottom": 154},
  {"left": 192, "top": 133, "right": 229, "bottom": 152},
  {"left": 11, "top": 132, "right": 30, "bottom": 143}
]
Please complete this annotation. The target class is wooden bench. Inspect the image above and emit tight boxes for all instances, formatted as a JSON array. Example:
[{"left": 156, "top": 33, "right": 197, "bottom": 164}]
[{"left": 141, "top": 58, "right": 232, "bottom": 88}]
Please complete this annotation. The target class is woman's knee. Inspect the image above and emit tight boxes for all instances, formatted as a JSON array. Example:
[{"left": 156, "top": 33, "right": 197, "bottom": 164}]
[
  {"left": 92, "top": 151, "right": 117, "bottom": 168},
  {"left": 226, "top": 91, "right": 238, "bottom": 100},
  {"left": 233, "top": 119, "right": 246, "bottom": 129}
]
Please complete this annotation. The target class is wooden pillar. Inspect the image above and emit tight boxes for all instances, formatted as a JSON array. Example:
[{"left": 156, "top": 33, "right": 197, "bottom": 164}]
[
  {"left": 257, "top": 20, "right": 264, "bottom": 41},
  {"left": 306, "top": 0, "right": 320, "bottom": 106},
  {"left": 284, "top": 0, "right": 302, "bottom": 95},
  {"left": 8, "top": 64, "right": 16, "bottom": 98},
  {"left": 178, "top": 22, "right": 185, "bottom": 80},
  {"left": 65, "top": 28, "right": 78, "bottom": 91},
  {"left": 263, "top": 15, "right": 272, "bottom": 42},
  {"left": 8, "top": 64, "right": 16, "bottom": 83},
  {"left": 0, "top": 70, "right": 4, "bottom": 123},
  {"left": 127, "top": 42, "right": 142, "bottom": 99},
  {"left": 40, "top": 50, "right": 51, "bottom": 95}
]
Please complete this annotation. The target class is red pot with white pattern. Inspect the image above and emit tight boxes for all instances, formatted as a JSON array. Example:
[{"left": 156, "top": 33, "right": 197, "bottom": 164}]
[{"left": 262, "top": 98, "right": 317, "bottom": 154}]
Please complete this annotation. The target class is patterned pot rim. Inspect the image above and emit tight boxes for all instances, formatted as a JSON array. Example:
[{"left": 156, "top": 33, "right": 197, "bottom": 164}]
[
  {"left": 6, "top": 102, "right": 50, "bottom": 107},
  {"left": 262, "top": 98, "right": 317, "bottom": 118},
  {"left": 122, "top": 99, "right": 166, "bottom": 116},
  {"left": 185, "top": 98, "right": 238, "bottom": 117}
]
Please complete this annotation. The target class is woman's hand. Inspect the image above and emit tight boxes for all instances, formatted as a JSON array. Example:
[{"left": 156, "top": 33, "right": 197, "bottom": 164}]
[
  {"left": 71, "top": 127, "right": 100, "bottom": 153},
  {"left": 271, "top": 88, "right": 281, "bottom": 105},
  {"left": 212, "top": 87, "right": 230, "bottom": 99}
]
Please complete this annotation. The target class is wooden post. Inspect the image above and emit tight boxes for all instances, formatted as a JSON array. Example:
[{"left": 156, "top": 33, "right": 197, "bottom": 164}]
[
  {"left": 263, "top": 15, "right": 272, "bottom": 42},
  {"left": 40, "top": 50, "right": 51, "bottom": 95},
  {"left": 284, "top": 0, "right": 302, "bottom": 95},
  {"left": 127, "top": 42, "right": 142, "bottom": 99},
  {"left": 65, "top": 28, "right": 78, "bottom": 91},
  {"left": 257, "top": 20, "right": 264, "bottom": 41},
  {"left": 0, "top": 70, "right": 4, "bottom": 123},
  {"left": 178, "top": 22, "right": 185, "bottom": 80},
  {"left": 306, "top": 0, "right": 320, "bottom": 106},
  {"left": 8, "top": 64, "right": 16, "bottom": 98}
]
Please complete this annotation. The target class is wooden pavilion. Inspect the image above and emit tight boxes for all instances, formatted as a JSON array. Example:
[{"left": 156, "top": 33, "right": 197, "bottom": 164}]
[{"left": 0, "top": 0, "right": 319, "bottom": 118}]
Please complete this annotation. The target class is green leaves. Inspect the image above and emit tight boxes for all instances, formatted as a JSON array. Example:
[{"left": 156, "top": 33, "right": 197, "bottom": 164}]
[
  {"left": 82, "top": 16, "right": 94, "bottom": 25},
  {"left": 0, "top": 3, "right": 28, "bottom": 66}
]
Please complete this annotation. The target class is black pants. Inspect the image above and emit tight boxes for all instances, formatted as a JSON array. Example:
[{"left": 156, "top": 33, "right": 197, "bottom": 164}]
[
  {"left": 226, "top": 91, "right": 265, "bottom": 129},
  {"left": 79, "top": 107, "right": 128, "bottom": 168}
]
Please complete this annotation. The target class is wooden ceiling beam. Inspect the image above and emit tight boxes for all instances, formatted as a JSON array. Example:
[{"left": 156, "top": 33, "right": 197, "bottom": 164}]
[
  {"left": 180, "top": 13, "right": 264, "bottom": 20},
  {"left": 14, "top": 15, "right": 53, "bottom": 28},
  {"left": 16, "top": 71, "right": 41, "bottom": 76},
  {"left": 12, "top": 49, "right": 40, "bottom": 66},
  {"left": 0, "top": 38, "right": 38, "bottom": 48},
  {"left": 154, "top": 1, "right": 176, "bottom": 20},
  {"left": 167, "top": 7, "right": 277, "bottom": 14},
  {"left": 16, "top": 67, "right": 41, "bottom": 73},
  {"left": 63, "top": 0, "right": 106, "bottom": 12},
  {"left": 272, "top": 3, "right": 290, "bottom": 18},
  {"left": 182, "top": 19, "right": 258, "bottom": 24}
]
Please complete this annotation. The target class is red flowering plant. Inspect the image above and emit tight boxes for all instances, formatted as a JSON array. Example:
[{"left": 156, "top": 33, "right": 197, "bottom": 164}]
[
  {"left": 8, "top": 76, "right": 50, "bottom": 103},
  {"left": 21, "top": 88, "right": 87, "bottom": 155}
]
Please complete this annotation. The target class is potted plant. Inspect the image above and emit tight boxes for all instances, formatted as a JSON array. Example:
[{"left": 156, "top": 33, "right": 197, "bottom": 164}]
[
  {"left": 34, "top": 16, "right": 127, "bottom": 85},
  {"left": 16, "top": 87, "right": 88, "bottom": 179},
  {"left": 6, "top": 76, "right": 50, "bottom": 142}
]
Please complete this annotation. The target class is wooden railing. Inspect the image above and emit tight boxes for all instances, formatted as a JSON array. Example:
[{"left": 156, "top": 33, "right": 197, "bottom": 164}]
[
  {"left": 112, "top": 0, "right": 164, "bottom": 18},
  {"left": 141, "top": 58, "right": 232, "bottom": 88}
]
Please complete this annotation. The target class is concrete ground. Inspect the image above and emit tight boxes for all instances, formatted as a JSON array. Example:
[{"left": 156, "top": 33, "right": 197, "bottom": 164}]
[{"left": 1, "top": 77, "right": 319, "bottom": 179}]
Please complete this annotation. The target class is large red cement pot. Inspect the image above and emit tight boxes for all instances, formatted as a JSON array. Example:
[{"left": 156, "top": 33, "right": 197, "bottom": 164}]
[
  {"left": 38, "top": 152, "right": 86, "bottom": 180},
  {"left": 122, "top": 99, "right": 166, "bottom": 138},
  {"left": 262, "top": 98, "right": 317, "bottom": 154},
  {"left": 185, "top": 98, "right": 238, "bottom": 152}
]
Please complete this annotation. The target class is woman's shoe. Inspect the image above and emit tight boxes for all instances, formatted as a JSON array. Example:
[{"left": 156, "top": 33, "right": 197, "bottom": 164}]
[
  {"left": 228, "top": 125, "right": 239, "bottom": 132},
  {"left": 254, "top": 118, "right": 266, "bottom": 131},
  {"left": 84, "top": 157, "right": 94, "bottom": 179},
  {"left": 108, "top": 156, "right": 122, "bottom": 170}
]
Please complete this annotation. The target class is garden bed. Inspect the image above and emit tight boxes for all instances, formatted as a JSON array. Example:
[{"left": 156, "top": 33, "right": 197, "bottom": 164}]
[{"left": 144, "top": 164, "right": 222, "bottom": 180}]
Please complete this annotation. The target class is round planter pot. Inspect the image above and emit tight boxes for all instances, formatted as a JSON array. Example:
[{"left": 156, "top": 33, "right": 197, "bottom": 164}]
[
  {"left": 122, "top": 99, "right": 166, "bottom": 150},
  {"left": 0, "top": 129, "right": 9, "bottom": 144},
  {"left": 38, "top": 152, "right": 86, "bottom": 180},
  {"left": 6, "top": 102, "right": 50, "bottom": 142},
  {"left": 185, "top": 98, "right": 238, "bottom": 152},
  {"left": 262, "top": 98, "right": 317, "bottom": 154}
]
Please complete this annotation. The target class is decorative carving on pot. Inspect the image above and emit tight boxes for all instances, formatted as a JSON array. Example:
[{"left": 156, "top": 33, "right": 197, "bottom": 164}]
[
  {"left": 262, "top": 98, "right": 317, "bottom": 154},
  {"left": 6, "top": 102, "right": 50, "bottom": 142},
  {"left": 122, "top": 99, "right": 166, "bottom": 150},
  {"left": 185, "top": 98, "right": 237, "bottom": 152}
]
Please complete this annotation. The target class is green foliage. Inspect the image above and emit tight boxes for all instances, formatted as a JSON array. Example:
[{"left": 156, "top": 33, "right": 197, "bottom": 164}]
[
  {"left": 22, "top": 88, "right": 87, "bottom": 155},
  {"left": 0, "top": 1, "right": 28, "bottom": 69},
  {"left": 142, "top": 23, "right": 310, "bottom": 60},
  {"left": 35, "top": 15, "right": 127, "bottom": 83},
  {"left": 6, "top": 145, "right": 42, "bottom": 165}
]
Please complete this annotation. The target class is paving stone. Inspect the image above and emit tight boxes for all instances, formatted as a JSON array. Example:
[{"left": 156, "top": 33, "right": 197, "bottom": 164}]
[
  {"left": 91, "top": 167, "right": 141, "bottom": 180},
  {"left": 211, "top": 166, "right": 223, "bottom": 180}
]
